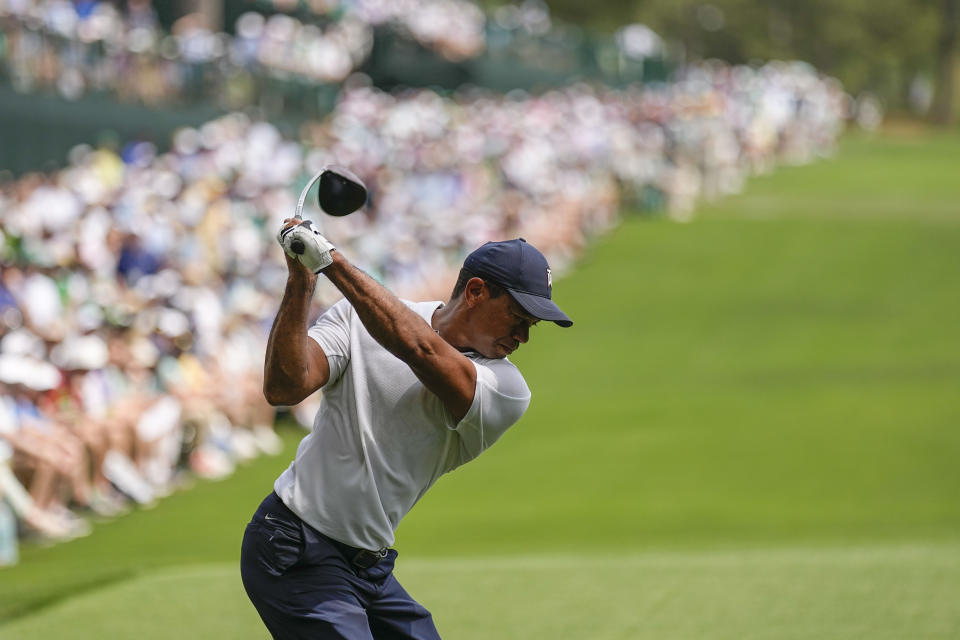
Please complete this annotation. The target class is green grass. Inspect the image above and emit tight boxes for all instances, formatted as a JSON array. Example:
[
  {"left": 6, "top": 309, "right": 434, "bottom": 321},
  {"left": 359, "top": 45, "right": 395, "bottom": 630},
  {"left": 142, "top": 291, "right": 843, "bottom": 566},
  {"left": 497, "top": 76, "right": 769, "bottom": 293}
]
[
  {"left": 2, "top": 128, "right": 959, "bottom": 638},
  {"left": 4, "top": 546, "right": 959, "bottom": 639},
  {"left": 0, "top": 426, "right": 305, "bottom": 622}
]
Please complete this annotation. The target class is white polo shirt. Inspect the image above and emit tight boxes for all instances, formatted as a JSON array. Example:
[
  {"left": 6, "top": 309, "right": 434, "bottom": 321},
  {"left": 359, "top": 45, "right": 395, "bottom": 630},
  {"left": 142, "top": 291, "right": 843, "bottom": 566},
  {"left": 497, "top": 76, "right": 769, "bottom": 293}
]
[{"left": 274, "top": 298, "right": 531, "bottom": 551}]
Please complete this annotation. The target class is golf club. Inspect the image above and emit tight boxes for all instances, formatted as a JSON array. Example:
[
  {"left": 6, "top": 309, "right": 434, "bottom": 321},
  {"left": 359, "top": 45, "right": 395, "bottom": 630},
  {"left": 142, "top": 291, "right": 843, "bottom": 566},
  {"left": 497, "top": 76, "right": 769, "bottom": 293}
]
[{"left": 290, "top": 165, "right": 367, "bottom": 255}]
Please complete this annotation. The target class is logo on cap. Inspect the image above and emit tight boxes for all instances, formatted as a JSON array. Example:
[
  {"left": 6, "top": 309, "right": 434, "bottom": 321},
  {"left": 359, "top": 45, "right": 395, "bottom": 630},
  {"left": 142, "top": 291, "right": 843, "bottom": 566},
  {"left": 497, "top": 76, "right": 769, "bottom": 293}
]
[{"left": 546, "top": 267, "right": 552, "bottom": 291}]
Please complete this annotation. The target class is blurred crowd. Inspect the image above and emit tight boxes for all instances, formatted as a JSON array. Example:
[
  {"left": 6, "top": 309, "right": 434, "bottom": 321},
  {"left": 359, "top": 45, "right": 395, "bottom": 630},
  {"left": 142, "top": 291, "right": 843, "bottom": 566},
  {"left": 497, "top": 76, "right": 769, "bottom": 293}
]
[
  {"left": 0, "top": 0, "right": 368, "bottom": 107},
  {"left": 266, "top": 0, "right": 487, "bottom": 61},
  {"left": 0, "top": 59, "right": 844, "bottom": 561},
  {"left": 0, "top": 0, "right": 485, "bottom": 109}
]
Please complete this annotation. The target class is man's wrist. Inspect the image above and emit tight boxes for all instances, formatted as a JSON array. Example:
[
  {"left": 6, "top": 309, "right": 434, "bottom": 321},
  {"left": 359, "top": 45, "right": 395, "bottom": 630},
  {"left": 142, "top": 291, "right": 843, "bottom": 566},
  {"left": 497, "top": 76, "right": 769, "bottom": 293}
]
[
  {"left": 323, "top": 249, "right": 347, "bottom": 273},
  {"left": 286, "top": 259, "right": 318, "bottom": 289}
]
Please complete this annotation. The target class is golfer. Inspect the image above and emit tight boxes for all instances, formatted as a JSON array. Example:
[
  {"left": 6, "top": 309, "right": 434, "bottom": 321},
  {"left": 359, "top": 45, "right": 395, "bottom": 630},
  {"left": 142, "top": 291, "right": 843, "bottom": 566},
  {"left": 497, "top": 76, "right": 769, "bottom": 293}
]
[{"left": 241, "top": 219, "right": 572, "bottom": 639}]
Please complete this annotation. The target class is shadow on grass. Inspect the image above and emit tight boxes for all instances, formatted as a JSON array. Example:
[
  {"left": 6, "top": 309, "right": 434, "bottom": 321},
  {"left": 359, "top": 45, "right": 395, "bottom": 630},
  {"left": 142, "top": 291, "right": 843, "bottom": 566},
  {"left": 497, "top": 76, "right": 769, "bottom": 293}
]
[{"left": 0, "top": 569, "right": 136, "bottom": 624}]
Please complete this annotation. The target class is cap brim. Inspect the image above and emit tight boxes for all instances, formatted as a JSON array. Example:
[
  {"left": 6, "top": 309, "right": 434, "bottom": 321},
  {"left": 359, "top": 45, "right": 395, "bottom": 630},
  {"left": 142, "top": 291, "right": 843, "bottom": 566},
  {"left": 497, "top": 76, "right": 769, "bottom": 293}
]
[{"left": 507, "top": 290, "right": 573, "bottom": 327}]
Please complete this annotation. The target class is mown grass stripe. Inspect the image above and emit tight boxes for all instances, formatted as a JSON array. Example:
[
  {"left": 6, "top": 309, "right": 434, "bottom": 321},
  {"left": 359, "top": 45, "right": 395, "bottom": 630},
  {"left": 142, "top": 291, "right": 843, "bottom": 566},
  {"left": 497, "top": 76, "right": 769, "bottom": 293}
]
[{"left": 4, "top": 544, "right": 959, "bottom": 639}]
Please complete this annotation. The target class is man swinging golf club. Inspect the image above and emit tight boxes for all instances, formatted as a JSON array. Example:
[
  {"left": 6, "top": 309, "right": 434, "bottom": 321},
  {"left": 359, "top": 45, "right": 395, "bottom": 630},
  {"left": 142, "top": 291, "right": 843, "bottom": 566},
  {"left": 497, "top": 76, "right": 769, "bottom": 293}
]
[{"left": 240, "top": 167, "right": 573, "bottom": 639}]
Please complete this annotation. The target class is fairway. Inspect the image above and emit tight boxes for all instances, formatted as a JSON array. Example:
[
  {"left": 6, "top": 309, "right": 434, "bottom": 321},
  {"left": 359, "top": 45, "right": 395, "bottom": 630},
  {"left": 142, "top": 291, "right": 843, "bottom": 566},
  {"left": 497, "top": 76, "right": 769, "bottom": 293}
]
[
  {"left": 2, "top": 130, "right": 959, "bottom": 638},
  {"left": 3, "top": 545, "right": 959, "bottom": 639}
]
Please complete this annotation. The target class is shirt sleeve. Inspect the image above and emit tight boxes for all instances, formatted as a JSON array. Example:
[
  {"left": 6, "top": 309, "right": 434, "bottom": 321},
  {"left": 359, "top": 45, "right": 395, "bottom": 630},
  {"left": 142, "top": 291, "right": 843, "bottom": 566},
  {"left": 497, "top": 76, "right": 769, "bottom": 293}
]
[
  {"left": 307, "top": 298, "right": 353, "bottom": 387},
  {"left": 452, "top": 358, "right": 531, "bottom": 466}
]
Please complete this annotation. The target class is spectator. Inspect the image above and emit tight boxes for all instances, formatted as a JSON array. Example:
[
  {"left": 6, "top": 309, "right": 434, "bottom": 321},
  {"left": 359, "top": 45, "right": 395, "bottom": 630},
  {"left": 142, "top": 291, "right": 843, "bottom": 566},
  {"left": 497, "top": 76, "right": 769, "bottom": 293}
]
[{"left": 0, "top": 56, "right": 845, "bottom": 548}]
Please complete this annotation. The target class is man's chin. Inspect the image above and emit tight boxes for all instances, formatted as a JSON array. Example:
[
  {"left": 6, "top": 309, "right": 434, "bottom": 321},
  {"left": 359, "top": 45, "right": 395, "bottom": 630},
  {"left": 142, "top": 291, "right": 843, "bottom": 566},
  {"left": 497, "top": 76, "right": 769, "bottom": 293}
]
[{"left": 475, "top": 345, "right": 508, "bottom": 359}]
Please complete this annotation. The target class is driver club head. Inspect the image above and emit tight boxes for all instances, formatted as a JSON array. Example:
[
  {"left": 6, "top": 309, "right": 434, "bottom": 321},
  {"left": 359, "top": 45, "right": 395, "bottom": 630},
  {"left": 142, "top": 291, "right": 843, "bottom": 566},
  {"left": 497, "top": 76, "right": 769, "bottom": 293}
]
[{"left": 317, "top": 165, "right": 367, "bottom": 217}]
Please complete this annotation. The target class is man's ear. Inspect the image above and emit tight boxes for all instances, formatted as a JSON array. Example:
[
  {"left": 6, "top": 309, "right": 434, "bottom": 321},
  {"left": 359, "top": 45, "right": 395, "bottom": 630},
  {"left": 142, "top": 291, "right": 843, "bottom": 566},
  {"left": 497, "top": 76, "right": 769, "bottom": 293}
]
[{"left": 464, "top": 277, "right": 486, "bottom": 308}]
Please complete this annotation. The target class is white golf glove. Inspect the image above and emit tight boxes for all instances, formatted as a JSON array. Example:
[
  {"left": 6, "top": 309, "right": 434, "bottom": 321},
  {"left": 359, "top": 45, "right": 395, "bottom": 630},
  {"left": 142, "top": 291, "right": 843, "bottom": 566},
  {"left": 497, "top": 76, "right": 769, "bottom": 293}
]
[{"left": 277, "top": 220, "right": 336, "bottom": 273}]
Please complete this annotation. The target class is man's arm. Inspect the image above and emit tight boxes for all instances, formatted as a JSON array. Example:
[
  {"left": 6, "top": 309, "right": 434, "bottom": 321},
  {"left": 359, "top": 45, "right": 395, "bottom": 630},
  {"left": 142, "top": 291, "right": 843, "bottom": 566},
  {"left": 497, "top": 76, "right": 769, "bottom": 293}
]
[
  {"left": 323, "top": 252, "right": 477, "bottom": 421},
  {"left": 262, "top": 255, "right": 332, "bottom": 406}
]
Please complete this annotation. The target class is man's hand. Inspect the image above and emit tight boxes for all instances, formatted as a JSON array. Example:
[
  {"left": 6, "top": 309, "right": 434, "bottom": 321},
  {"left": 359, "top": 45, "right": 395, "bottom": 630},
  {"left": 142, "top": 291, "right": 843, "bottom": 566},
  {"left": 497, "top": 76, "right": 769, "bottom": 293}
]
[{"left": 277, "top": 219, "right": 336, "bottom": 273}]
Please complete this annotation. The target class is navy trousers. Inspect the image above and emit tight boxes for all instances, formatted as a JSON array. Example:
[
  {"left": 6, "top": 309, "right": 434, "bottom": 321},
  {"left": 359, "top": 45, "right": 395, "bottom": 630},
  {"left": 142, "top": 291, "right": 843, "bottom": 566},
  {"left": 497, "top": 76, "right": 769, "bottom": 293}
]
[{"left": 240, "top": 492, "right": 442, "bottom": 640}]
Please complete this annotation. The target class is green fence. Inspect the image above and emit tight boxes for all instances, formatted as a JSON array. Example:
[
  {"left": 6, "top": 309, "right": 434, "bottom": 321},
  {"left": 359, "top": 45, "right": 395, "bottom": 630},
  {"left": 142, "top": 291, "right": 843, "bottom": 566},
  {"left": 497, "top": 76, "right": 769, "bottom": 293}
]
[
  {"left": 363, "top": 26, "right": 670, "bottom": 93},
  {"left": 0, "top": 84, "right": 226, "bottom": 175}
]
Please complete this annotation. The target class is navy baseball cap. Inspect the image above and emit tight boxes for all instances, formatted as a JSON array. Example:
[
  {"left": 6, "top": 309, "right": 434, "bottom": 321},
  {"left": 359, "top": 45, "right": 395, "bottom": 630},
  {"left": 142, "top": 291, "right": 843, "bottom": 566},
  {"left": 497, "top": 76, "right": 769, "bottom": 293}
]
[{"left": 463, "top": 238, "right": 573, "bottom": 327}]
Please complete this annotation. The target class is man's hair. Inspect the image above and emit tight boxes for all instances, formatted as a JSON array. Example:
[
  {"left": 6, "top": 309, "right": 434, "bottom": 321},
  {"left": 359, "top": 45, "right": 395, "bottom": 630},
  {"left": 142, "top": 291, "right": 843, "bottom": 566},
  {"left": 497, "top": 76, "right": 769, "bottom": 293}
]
[{"left": 451, "top": 268, "right": 505, "bottom": 300}]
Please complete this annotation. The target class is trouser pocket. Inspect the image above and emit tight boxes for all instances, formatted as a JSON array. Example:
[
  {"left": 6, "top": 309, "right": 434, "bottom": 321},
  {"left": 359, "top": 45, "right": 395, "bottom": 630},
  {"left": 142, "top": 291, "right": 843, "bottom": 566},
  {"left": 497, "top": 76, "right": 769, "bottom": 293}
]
[{"left": 247, "top": 512, "right": 305, "bottom": 577}]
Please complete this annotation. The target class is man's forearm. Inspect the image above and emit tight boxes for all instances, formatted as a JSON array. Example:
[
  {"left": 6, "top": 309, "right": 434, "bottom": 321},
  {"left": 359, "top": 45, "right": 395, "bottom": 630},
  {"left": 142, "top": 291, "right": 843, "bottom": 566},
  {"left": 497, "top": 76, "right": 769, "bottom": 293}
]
[
  {"left": 322, "top": 252, "right": 435, "bottom": 362},
  {"left": 263, "top": 267, "right": 320, "bottom": 403},
  {"left": 322, "top": 252, "right": 476, "bottom": 420}
]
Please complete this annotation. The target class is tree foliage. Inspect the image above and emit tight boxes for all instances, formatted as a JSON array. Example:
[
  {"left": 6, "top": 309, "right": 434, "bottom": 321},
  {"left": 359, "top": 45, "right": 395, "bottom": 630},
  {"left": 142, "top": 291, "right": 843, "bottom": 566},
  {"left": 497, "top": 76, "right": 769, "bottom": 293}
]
[{"left": 528, "top": 0, "right": 955, "bottom": 116}]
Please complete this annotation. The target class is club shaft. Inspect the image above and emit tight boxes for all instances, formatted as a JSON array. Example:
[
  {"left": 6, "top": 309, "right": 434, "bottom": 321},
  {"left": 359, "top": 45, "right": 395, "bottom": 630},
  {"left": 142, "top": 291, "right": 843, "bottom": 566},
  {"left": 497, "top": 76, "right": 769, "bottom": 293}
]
[{"left": 295, "top": 167, "right": 328, "bottom": 220}]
